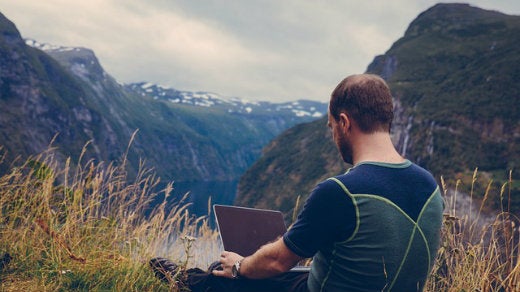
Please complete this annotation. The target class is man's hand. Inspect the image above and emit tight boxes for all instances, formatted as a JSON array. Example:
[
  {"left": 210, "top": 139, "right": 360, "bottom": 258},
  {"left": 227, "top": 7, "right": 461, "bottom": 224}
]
[
  {"left": 212, "top": 238, "right": 303, "bottom": 279},
  {"left": 212, "top": 251, "right": 244, "bottom": 279}
]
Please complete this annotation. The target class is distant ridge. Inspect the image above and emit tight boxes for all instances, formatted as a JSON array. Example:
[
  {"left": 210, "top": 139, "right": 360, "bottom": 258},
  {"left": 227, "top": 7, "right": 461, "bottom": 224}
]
[
  {"left": 126, "top": 82, "right": 325, "bottom": 117},
  {"left": 25, "top": 38, "right": 326, "bottom": 119}
]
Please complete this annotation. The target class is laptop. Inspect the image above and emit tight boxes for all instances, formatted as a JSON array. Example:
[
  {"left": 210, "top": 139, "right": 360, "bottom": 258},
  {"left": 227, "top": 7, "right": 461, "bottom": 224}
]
[{"left": 213, "top": 204, "right": 310, "bottom": 272}]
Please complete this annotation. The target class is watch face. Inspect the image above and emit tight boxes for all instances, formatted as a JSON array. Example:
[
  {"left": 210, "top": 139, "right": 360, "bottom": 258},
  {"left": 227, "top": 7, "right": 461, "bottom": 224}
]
[
  {"left": 232, "top": 265, "right": 238, "bottom": 278},
  {"left": 232, "top": 261, "right": 240, "bottom": 278}
]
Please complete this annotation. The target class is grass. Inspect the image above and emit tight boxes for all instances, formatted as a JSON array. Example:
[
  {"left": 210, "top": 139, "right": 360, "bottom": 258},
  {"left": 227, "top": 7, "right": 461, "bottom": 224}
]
[
  {"left": 425, "top": 171, "right": 519, "bottom": 291},
  {"left": 0, "top": 144, "right": 219, "bottom": 291},
  {"left": 0, "top": 145, "right": 518, "bottom": 291}
]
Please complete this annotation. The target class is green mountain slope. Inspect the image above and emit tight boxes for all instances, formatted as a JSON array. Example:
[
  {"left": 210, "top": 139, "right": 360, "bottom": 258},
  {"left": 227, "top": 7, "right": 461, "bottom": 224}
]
[
  {"left": 372, "top": 3, "right": 520, "bottom": 174},
  {"left": 235, "top": 3, "right": 520, "bottom": 217},
  {"left": 237, "top": 119, "right": 343, "bottom": 213}
]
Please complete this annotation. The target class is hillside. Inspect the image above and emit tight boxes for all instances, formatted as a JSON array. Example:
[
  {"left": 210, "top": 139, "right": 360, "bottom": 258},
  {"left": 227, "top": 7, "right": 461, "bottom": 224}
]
[
  {"left": 0, "top": 11, "right": 326, "bottom": 214},
  {"left": 235, "top": 3, "right": 520, "bottom": 217},
  {"left": 237, "top": 119, "right": 343, "bottom": 212}
]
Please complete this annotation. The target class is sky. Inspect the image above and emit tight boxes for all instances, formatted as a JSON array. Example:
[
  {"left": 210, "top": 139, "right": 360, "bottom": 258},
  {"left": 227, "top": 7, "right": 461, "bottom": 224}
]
[{"left": 1, "top": 1, "right": 519, "bottom": 102}]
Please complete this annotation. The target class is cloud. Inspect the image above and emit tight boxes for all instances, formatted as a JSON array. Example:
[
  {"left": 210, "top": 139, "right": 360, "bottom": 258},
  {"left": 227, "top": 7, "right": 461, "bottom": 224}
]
[{"left": 1, "top": 0, "right": 519, "bottom": 101}]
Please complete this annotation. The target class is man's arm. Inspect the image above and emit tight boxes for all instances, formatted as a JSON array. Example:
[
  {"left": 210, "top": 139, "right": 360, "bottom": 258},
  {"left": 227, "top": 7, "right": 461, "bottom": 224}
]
[{"left": 212, "top": 237, "right": 303, "bottom": 279}]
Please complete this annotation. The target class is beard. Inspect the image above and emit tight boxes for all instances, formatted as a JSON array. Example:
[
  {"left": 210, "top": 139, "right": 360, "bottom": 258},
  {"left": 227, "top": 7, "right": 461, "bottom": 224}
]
[{"left": 337, "top": 135, "right": 353, "bottom": 165}]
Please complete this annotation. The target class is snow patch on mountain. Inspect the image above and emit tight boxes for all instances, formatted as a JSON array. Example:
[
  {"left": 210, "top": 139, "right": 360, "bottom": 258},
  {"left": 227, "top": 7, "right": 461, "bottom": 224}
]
[
  {"left": 126, "top": 82, "right": 327, "bottom": 118},
  {"left": 25, "top": 39, "right": 81, "bottom": 53}
]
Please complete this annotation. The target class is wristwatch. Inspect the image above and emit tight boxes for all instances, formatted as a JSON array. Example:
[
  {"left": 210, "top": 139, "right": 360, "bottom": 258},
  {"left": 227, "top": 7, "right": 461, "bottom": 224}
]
[{"left": 231, "top": 259, "right": 243, "bottom": 279}]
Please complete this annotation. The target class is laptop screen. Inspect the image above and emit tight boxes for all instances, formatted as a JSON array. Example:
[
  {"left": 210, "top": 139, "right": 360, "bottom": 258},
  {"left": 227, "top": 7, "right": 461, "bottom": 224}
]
[{"left": 213, "top": 204, "right": 288, "bottom": 256}]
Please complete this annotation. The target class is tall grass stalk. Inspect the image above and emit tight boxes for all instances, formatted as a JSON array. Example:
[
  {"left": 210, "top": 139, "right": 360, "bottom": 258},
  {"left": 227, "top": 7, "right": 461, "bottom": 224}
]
[
  {"left": 426, "top": 171, "right": 519, "bottom": 291},
  {"left": 0, "top": 145, "right": 219, "bottom": 291}
]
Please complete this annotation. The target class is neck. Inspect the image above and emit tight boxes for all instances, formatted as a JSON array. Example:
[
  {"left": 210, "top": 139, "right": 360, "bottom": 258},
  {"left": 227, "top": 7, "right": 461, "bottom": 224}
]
[{"left": 351, "top": 131, "right": 404, "bottom": 165}]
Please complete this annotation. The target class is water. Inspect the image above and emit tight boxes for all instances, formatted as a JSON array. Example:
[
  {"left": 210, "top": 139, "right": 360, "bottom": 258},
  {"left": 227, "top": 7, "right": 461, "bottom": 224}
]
[{"left": 169, "top": 180, "right": 238, "bottom": 224}]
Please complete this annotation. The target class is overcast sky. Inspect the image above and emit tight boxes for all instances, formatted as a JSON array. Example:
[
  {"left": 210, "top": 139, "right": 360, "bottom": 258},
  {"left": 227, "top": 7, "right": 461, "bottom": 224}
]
[{"left": 1, "top": 1, "right": 519, "bottom": 102}]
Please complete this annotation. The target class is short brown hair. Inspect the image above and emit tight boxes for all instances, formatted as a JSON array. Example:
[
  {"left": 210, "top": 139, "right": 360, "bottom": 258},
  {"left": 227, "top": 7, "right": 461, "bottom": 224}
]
[{"left": 329, "top": 74, "right": 394, "bottom": 133}]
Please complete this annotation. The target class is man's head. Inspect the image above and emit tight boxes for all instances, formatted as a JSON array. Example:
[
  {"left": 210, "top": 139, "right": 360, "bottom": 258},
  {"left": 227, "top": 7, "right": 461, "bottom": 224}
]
[
  {"left": 329, "top": 74, "right": 394, "bottom": 134},
  {"left": 328, "top": 74, "right": 394, "bottom": 164}
]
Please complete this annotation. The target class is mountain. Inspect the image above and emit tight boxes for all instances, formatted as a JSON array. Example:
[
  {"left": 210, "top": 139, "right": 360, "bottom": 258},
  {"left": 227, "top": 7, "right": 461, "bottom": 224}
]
[
  {"left": 0, "top": 12, "right": 326, "bottom": 214},
  {"left": 0, "top": 15, "right": 124, "bottom": 170},
  {"left": 235, "top": 3, "right": 520, "bottom": 218},
  {"left": 369, "top": 3, "right": 520, "bottom": 174}
]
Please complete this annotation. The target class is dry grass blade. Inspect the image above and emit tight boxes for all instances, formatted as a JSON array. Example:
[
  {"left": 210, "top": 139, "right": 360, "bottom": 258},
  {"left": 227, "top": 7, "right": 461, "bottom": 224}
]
[{"left": 35, "top": 218, "right": 86, "bottom": 263}]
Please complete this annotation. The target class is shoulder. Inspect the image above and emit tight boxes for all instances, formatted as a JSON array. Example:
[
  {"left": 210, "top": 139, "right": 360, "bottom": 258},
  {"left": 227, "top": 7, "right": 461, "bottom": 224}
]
[
  {"left": 306, "top": 178, "right": 352, "bottom": 208},
  {"left": 407, "top": 163, "right": 438, "bottom": 185},
  {"left": 284, "top": 175, "right": 358, "bottom": 256}
]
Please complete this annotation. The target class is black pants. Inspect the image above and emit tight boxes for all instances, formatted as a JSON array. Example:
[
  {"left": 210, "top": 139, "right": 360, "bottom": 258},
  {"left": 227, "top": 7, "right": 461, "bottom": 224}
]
[{"left": 185, "top": 263, "right": 309, "bottom": 292}]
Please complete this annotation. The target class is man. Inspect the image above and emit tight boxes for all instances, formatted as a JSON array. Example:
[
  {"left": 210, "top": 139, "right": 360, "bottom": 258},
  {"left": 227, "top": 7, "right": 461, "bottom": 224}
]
[{"left": 151, "top": 74, "right": 444, "bottom": 291}]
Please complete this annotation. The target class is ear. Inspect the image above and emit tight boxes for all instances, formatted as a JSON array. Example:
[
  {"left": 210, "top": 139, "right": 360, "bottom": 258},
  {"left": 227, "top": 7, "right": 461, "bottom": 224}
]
[{"left": 338, "top": 112, "right": 350, "bottom": 131}]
